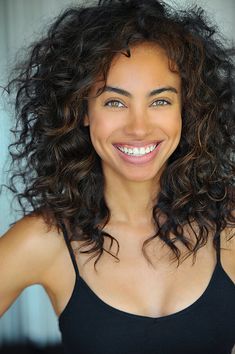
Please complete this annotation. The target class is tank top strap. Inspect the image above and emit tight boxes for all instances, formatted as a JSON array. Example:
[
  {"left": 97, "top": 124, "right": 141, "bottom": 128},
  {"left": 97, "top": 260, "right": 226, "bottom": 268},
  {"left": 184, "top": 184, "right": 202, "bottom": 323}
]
[
  {"left": 215, "top": 231, "right": 221, "bottom": 264},
  {"left": 60, "top": 222, "right": 80, "bottom": 278}
]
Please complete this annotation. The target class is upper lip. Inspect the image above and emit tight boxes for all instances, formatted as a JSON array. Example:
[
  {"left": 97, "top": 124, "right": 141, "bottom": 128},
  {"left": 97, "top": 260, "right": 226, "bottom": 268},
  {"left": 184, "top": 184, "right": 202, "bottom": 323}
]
[{"left": 113, "top": 141, "right": 163, "bottom": 148}]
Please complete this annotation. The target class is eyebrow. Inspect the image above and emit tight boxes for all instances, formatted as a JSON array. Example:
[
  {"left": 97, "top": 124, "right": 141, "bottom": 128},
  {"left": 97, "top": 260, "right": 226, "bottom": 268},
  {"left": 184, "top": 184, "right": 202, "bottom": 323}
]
[{"left": 96, "top": 85, "right": 178, "bottom": 97}]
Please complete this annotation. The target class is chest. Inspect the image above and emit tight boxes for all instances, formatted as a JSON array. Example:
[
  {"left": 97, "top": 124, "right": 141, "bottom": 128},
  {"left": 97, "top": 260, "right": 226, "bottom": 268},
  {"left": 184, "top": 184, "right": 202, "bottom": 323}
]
[
  {"left": 50, "top": 228, "right": 221, "bottom": 319},
  {"left": 54, "top": 227, "right": 235, "bottom": 354},
  {"left": 49, "top": 225, "right": 232, "bottom": 317}
]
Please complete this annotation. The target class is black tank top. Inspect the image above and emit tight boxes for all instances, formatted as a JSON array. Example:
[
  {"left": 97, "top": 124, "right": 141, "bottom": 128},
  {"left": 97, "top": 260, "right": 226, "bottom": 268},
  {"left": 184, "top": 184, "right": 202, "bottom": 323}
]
[{"left": 58, "top": 225, "right": 235, "bottom": 354}]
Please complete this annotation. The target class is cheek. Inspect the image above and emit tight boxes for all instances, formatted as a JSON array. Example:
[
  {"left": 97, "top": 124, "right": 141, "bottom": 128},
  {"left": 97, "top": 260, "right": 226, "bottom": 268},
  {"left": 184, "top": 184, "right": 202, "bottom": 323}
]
[
  {"left": 172, "top": 120, "right": 182, "bottom": 145},
  {"left": 174, "top": 115, "right": 182, "bottom": 135},
  {"left": 172, "top": 110, "right": 182, "bottom": 129},
  {"left": 172, "top": 116, "right": 182, "bottom": 148},
  {"left": 158, "top": 111, "right": 182, "bottom": 138},
  {"left": 89, "top": 112, "right": 121, "bottom": 142},
  {"left": 88, "top": 119, "right": 112, "bottom": 151}
]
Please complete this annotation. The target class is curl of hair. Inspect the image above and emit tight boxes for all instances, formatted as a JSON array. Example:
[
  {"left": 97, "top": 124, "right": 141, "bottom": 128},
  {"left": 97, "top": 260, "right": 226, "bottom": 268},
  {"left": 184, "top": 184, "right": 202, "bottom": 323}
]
[{"left": 4, "top": 0, "right": 235, "bottom": 270}]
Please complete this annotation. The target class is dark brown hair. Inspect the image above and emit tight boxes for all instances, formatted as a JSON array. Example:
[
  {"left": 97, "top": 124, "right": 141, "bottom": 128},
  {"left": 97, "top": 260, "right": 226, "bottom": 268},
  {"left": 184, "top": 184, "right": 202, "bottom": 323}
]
[{"left": 3, "top": 0, "right": 235, "bottom": 270}]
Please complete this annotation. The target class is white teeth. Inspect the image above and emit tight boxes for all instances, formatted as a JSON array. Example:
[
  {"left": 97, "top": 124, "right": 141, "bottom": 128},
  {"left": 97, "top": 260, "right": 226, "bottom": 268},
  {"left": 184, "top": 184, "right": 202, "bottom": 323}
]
[
  {"left": 133, "top": 148, "right": 138, "bottom": 155},
  {"left": 117, "top": 144, "right": 158, "bottom": 156}
]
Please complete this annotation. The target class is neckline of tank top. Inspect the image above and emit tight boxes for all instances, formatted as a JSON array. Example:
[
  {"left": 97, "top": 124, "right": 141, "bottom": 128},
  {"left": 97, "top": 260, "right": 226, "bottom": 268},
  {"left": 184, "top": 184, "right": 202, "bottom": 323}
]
[{"left": 58, "top": 258, "right": 234, "bottom": 324}]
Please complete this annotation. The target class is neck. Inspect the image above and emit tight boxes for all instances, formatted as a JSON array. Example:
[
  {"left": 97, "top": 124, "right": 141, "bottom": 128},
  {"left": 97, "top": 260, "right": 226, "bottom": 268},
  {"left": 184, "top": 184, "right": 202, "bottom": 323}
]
[{"left": 104, "top": 173, "right": 160, "bottom": 226}]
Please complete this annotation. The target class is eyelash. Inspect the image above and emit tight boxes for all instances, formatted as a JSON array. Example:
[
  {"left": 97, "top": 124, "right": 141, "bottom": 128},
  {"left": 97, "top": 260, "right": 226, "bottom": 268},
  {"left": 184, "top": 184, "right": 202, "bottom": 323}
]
[{"left": 104, "top": 99, "right": 171, "bottom": 108}]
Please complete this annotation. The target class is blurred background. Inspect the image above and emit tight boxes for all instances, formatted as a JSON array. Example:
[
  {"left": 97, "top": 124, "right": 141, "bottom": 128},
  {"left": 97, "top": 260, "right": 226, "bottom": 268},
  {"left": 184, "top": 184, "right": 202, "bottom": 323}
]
[{"left": 0, "top": 0, "right": 234, "bottom": 353}]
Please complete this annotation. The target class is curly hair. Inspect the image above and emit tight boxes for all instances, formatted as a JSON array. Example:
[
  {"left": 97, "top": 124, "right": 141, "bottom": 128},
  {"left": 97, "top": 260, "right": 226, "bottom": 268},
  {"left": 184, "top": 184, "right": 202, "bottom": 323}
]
[{"left": 3, "top": 0, "right": 235, "bottom": 270}]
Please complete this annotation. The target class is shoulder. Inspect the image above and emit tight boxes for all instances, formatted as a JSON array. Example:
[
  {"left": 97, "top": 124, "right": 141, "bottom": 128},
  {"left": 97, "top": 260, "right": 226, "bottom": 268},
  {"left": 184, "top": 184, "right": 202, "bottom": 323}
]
[
  {"left": 223, "top": 204, "right": 235, "bottom": 252},
  {"left": 223, "top": 225, "right": 235, "bottom": 252},
  {"left": 221, "top": 224, "right": 235, "bottom": 283},
  {"left": 222, "top": 200, "right": 235, "bottom": 255},
  {"left": 0, "top": 213, "right": 65, "bottom": 285},
  {"left": 0, "top": 213, "right": 69, "bottom": 316}
]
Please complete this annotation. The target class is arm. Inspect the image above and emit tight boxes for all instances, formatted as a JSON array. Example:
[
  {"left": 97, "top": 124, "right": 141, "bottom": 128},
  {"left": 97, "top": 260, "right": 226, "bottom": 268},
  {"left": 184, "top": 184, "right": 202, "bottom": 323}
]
[{"left": 0, "top": 214, "right": 62, "bottom": 317}]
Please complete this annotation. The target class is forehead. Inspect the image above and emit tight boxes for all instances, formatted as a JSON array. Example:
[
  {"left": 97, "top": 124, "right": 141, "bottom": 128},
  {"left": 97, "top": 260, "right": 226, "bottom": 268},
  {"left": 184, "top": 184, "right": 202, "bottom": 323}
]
[{"left": 91, "top": 42, "right": 180, "bottom": 95}]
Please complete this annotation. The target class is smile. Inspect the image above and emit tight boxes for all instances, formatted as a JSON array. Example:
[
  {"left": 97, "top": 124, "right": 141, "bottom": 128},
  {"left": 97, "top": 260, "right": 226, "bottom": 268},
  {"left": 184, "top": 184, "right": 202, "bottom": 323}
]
[
  {"left": 113, "top": 141, "right": 163, "bottom": 165},
  {"left": 116, "top": 144, "right": 157, "bottom": 156}
]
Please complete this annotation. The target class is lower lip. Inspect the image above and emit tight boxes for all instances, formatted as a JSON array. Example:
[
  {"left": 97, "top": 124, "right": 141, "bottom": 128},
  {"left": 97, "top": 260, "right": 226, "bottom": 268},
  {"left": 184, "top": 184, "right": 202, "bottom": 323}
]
[{"left": 114, "top": 143, "right": 163, "bottom": 165}]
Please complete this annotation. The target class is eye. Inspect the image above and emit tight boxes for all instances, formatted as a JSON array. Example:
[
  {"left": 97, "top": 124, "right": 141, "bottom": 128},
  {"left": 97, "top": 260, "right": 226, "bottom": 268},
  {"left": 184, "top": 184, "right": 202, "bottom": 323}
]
[
  {"left": 151, "top": 99, "right": 171, "bottom": 107},
  {"left": 104, "top": 100, "right": 125, "bottom": 108}
]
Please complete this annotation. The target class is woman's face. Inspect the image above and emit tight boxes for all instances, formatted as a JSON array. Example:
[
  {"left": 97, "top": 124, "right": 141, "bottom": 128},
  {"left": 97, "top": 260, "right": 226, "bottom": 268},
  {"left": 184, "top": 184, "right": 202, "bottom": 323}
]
[{"left": 85, "top": 42, "right": 182, "bottom": 183}]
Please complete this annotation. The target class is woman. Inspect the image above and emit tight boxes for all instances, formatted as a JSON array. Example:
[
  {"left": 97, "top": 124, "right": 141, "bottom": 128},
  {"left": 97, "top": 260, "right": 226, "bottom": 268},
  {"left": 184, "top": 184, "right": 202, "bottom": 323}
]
[{"left": 0, "top": 0, "right": 235, "bottom": 353}]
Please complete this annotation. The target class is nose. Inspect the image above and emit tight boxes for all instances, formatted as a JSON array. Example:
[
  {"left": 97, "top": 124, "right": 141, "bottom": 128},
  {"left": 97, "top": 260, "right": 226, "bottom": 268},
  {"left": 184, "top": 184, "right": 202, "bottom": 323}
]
[{"left": 124, "top": 108, "right": 152, "bottom": 138}]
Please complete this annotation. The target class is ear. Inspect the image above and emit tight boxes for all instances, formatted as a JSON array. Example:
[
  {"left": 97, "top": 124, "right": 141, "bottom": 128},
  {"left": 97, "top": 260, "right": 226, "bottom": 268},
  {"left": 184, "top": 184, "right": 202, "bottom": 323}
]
[{"left": 83, "top": 114, "right": 90, "bottom": 127}]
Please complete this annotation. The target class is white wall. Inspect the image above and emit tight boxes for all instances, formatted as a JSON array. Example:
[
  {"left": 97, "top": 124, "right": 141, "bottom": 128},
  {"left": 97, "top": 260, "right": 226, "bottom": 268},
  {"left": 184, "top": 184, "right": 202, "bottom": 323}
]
[
  {"left": 0, "top": 0, "right": 81, "bottom": 345},
  {"left": 178, "top": 0, "right": 235, "bottom": 40}
]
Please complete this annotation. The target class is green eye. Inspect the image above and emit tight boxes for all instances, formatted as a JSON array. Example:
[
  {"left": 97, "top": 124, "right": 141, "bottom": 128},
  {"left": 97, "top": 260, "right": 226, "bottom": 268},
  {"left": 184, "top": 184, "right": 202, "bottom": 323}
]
[
  {"left": 152, "top": 99, "right": 170, "bottom": 106},
  {"left": 105, "top": 100, "right": 125, "bottom": 108}
]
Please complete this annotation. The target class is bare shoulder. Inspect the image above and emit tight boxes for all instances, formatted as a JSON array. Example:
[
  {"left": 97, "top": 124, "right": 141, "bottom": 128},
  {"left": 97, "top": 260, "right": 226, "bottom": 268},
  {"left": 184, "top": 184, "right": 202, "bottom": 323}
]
[
  {"left": 221, "top": 224, "right": 235, "bottom": 283},
  {"left": 223, "top": 205, "right": 235, "bottom": 252},
  {"left": 0, "top": 213, "right": 65, "bottom": 280},
  {"left": 223, "top": 225, "right": 235, "bottom": 254},
  {"left": 0, "top": 213, "right": 65, "bottom": 316}
]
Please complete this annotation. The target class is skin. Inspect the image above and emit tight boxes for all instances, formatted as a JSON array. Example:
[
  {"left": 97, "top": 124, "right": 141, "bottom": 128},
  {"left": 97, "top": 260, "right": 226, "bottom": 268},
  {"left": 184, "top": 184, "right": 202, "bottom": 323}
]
[
  {"left": 84, "top": 42, "right": 182, "bottom": 225},
  {"left": 0, "top": 42, "right": 234, "bottom": 320}
]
